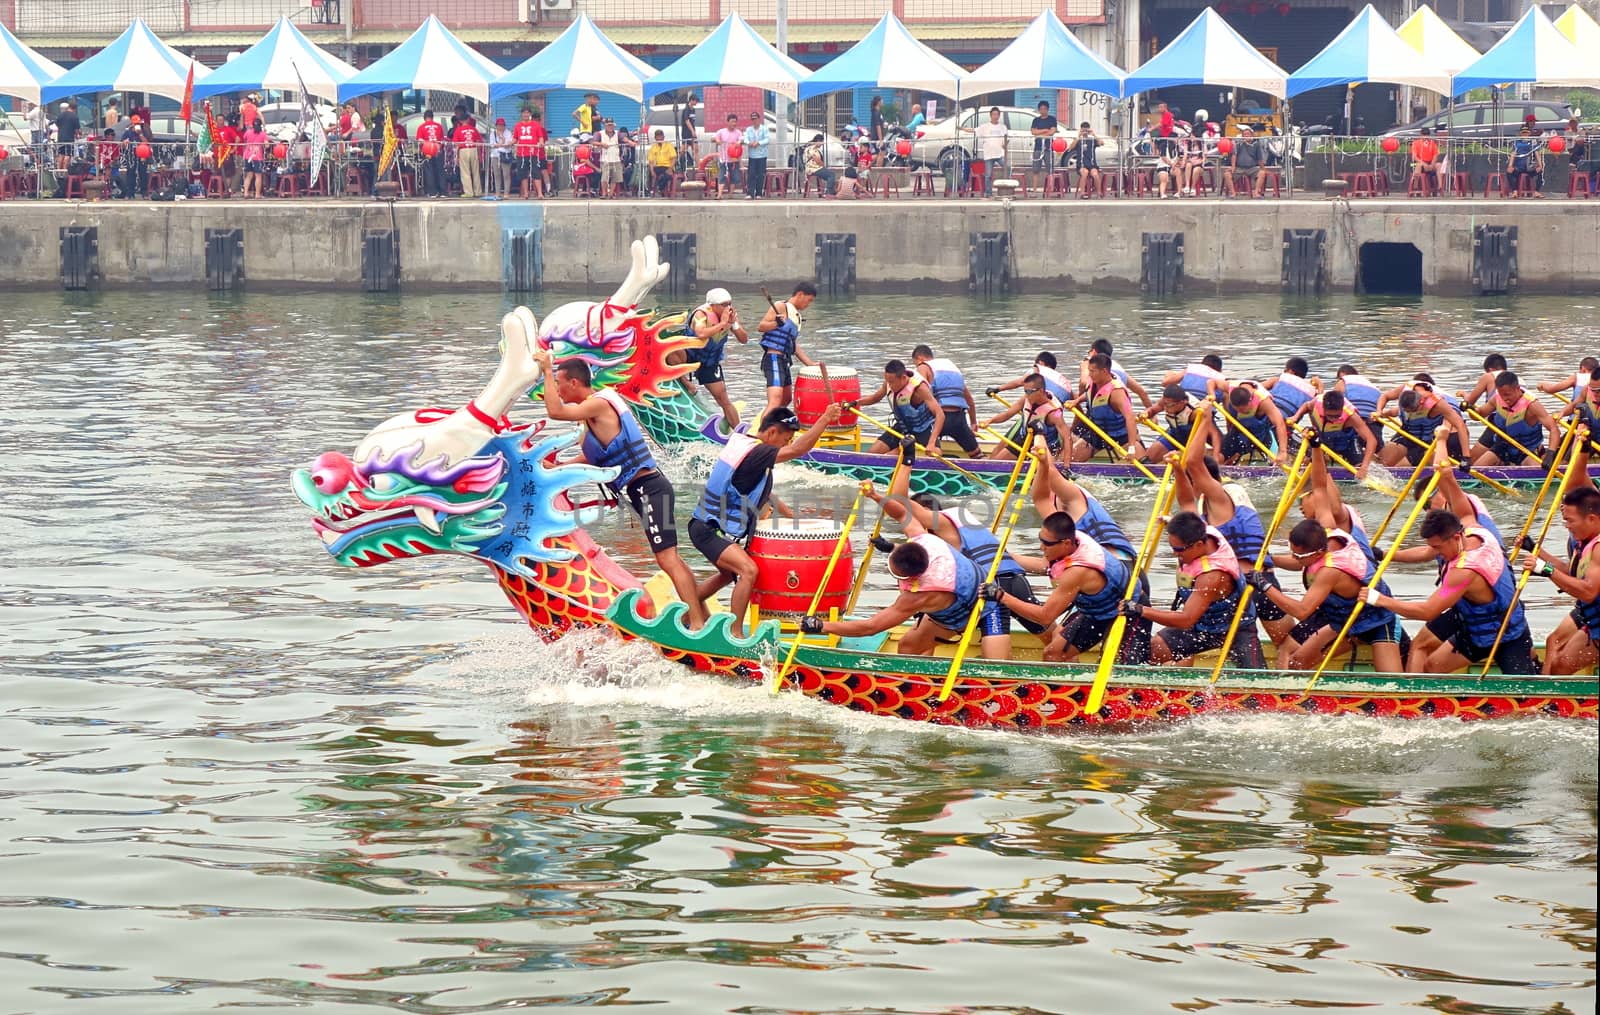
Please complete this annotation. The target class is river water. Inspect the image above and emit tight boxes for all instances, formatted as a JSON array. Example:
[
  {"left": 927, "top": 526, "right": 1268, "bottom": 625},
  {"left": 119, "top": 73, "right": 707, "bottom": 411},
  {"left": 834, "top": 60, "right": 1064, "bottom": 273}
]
[{"left": 2, "top": 289, "right": 1595, "bottom": 1013}]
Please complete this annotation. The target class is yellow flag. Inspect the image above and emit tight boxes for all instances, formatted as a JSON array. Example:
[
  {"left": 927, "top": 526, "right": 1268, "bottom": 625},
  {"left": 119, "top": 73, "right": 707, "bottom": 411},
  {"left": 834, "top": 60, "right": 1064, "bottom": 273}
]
[{"left": 376, "top": 106, "right": 399, "bottom": 179}]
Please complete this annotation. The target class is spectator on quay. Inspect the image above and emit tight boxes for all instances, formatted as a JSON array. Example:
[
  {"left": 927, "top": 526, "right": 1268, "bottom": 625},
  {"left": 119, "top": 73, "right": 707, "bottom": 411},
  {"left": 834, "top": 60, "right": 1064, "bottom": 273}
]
[
  {"left": 618, "top": 126, "right": 638, "bottom": 190},
  {"left": 241, "top": 117, "right": 267, "bottom": 198},
  {"left": 512, "top": 108, "right": 547, "bottom": 199},
  {"left": 646, "top": 129, "right": 676, "bottom": 196},
  {"left": 1064, "top": 121, "right": 1102, "bottom": 197},
  {"left": 1223, "top": 123, "right": 1263, "bottom": 198},
  {"left": 103, "top": 99, "right": 120, "bottom": 131},
  {"left": 905, "top": 102, "right": 925, "bottom": 136},
  {"left": 1155, "top": 101, "right": 1176, "bottom": 154},
  {"left": 596, "top": 118, "right": 625, "bottom": 198},
  {"left": 453, "top": 113, "right": 484, "bottom": 197},
  {"left": 573, "top": 92, "right": 600, "bottom": 136},
  {"left": 743, "top": 110, "right": 770, "bottom": 199},
  {"left": 489, "top": 117, "right": 513, "bottom": 197},
  {"left": 96, "top": 128, "right": 122, "bottom": 197},
  {"left": 361, "top": 116, "right": 383, "bottom": 193},
  {"left": 572, "top": 136, "right": 599, "bottom": 194},
  {"left": 869, "top": 95, "right": 887, "bottom": 165},
  {"left": 715, "top": 113, "right": 743, "bottom": 197},
  {"left": 26, "top": 100, "right": 46, "bottom": 146},
  {"left": 1507, "top": 125, "right": 1541, "bottom": 197},
  {"left": 967, "top": 106, "right": 1007, "bottom": 196},
  {"left": 1030, "top": 100, "right": 1058, "bottom": 184},
  {"left": 1410, "top": 127, "right": 1441, "bottom": 189},
  {"left": 219, "top": 112, "right": 242, "bottom": 193},
  {"left": 415, "top": 110, "right": 446, "bottom": 197},
  {"left": 240, "top": 93, "right": 260, "bottom": 133},
  {"left": 342, "top": 102, "right": 364, "bottom": 144},
  {"left": 1178, "top": 130, "right": 1207, "bottom": 196},
  {"left": 678, "top": 94, "right": 698, "bottom": 166},
  {"left": 120, "top": 116, "right": 148, "bottom": 199},
  {"left": 803, "top": 133, "right": 836, "bottom": 194},
  {"left": 1156, "top": 140, "right": 1182, "bottom": 198},
  {"left": 54, "top": 100, "right": 79, "bottom": 172},
  {"left": 836, "top": 164, "right": 868, "bottom": 198}
]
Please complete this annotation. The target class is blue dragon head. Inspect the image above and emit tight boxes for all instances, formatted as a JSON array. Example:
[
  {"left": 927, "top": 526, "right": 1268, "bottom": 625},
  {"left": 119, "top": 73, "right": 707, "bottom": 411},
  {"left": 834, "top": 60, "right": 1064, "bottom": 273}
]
[{"left": 292, "top": 307, "right": 617, "bottom": 577}]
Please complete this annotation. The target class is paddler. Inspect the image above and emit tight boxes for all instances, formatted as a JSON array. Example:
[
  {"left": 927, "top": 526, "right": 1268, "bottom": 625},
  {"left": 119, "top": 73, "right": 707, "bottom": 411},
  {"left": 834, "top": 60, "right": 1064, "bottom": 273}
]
[
  {"left": 911, "top": 344, "right": 981, "bottom": 457},
  {"left": 1161, "top": 353, "right": 1226, "bottom": 402},
  {"left": 1064, "top": 352, "right": 1143, "bottom": 464},
  {"left": 983, "top": 373, "right": 1074, "bottom": 462},
  {"left": 1537, "top": 357, "right": 1600, "bottom": 405},
  {"left": 1077, "top": 339, "right": 1153, "bottom": 408},
  {"left": 1374, "top": 375, "right": 1470, "bottom": 466},
  {"left": 853, "top": 359, "right": 947, "bottom": 455},
  {"left": 536, "top": 350, "right": 708, "bottom": 629},
  {"left": 1459, "top": 353, "right": 1510, "bottom": 410},
  {"left": 989, "top": 351, "right": 1074, "bottom": 405},
  {"left": 1522, "top": 442, "right": 1600, "bottom": 674},
  {"left": 1359, "top": 506, "right": 1537, "bottom": 675},
  {"left": 1215, "top": 378, "right": 1290, "bottom": 465},
  {"left": 676, "top": 286, "right": 749, "bottom": 430},
  {"left": 982, "top": 511, "right": 1129, "bottom": 662},
  {"left": 1119, "top": 511, "right": 1252, "bottom": 666},
  {"left": 755, "top": 281, "right": 819, "bottom": 415},
  {"left": 1289, "top": 389, "right": 1378, "bottom": 479},
  {"left": 1135, "top": 384, "right": 1204, "bottom": 463},
  {"left": 1333, "top": 364, "right": 1386, "bottom": 456},
  {"left": 1557, "top": 367, "right": 1600, "bottom": 451},
  {"left": 1261, "top": 356, "right": 1321, "bottom": 419},
  {"left": 1466, "top": 370, "right": 1558, "bottom": 467},
  {"left": 689, "top": 404, "right": 841, "bottom": 638}
]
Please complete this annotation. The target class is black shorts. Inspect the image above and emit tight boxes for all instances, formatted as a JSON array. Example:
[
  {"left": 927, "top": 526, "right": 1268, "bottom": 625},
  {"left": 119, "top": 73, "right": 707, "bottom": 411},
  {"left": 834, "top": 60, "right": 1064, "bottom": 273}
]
[
  {"left": 1448, "top": 627, "right": 1537, "bottom": 673},
  {"left": 983, "top": 571, "right": 1045, "bottom": 636},
  {"left": 1289, "top": 613, "right": 1400, "bottom": 646},
  {"left": 1251, "top": 568, "right": 1287, "bottom": 622},
  {"left": 1222, "top": 426, "right": 1273, "bottom": 461},
  {"left": 762, "top": 352, "right": 792, "bottom": 389},
  {"left": 1156, "top": 625, "right": 1231, "bottom": 660},
  {"left": 1071, "top": 420, "right": 1125, "bottom": 456},
  {"left": 1487, "top": 435, "right": 1541, "bottom": 466},
  {"left": 1056, "top": 610, "right": 1116, "bottom": 653},
  {"left": 692, "top": 355, "right": 724, "bottom": 386},
  {"left": 937, "top": 410, "right": 981, "bottom": 454},
  {"left": 621, "top": 471, "right": 678, "bottom": 554},
  {"left": 688, "top": 516, "right": 738, "bottom": 567},
  {"left": 1403, "top": 431, "right": 1466, "bottom": 466}
]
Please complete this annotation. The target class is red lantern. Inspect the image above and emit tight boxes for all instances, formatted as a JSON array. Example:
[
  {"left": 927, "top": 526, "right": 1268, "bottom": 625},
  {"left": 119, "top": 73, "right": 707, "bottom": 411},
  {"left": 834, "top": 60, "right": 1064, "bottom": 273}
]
[
  {"left": 272, "top": 143, "right": 288, "bottom": 160},
  {"left": 1548, "top": 135, "right": 1567, "bottom": 153},
  {"left": 895, "top": 139, "right": 912, "bottom": 157},
  {"left": 1277, "top": 2, "right": 1290, "bottom": 14},
  {"left": 727, "top": 142, "right": 743, "bottom": 159},
  {"left": 1381, "top": 136, "right": 1400, "bottom": 153},
  {"left": 1217, "top": 137, "right": 1234, "bottom": 154},
  {"left": 1051, "top": 136, "right": 1068, "bottom": 153},
  {"left": 0, "top": 146, "right": 9, "bottom": 161},
  {"left": 421, "top": 139, "right": 440, "bottom": 157},
  {"left": 135, "top": 142, "right": 152, "bottom": 160},
  {"left": 575, "top": 143, "right": 592, "bottom": 161}
]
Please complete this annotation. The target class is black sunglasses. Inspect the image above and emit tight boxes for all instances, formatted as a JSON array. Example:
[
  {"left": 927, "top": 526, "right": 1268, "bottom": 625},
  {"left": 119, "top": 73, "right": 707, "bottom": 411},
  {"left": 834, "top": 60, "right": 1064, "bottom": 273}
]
[
  {"left": 1023, "top": 387, "right": 1044, "bottom": 395},
  {"left": 1038, "top": 534, "right": 1067, "bottom": 547},
  {"left": 1169, "top": 540, "right": 1198, "bottom": 554}
]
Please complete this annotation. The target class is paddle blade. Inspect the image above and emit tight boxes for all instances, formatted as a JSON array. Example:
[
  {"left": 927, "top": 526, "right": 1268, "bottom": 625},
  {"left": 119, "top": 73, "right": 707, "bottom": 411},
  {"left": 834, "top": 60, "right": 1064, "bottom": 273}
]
[{"left": 1086, "top": 617, "right": 1127, "bottom": 713}]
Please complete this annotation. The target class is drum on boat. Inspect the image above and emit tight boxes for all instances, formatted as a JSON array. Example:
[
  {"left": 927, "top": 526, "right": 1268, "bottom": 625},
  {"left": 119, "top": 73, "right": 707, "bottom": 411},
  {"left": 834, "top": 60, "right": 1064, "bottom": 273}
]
[
  {"left": 747, "top": 519, "right": 855, "bottom": 617},
  {"left": 795, "top": 365, "right": 860, "bottom": 429}
]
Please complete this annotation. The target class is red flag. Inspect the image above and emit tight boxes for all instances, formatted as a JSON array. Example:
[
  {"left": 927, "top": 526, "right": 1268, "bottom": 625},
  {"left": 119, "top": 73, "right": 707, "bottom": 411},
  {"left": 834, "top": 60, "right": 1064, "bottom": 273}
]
[{"left": 180, "top": 62, "right": 195, "bottom": 122}]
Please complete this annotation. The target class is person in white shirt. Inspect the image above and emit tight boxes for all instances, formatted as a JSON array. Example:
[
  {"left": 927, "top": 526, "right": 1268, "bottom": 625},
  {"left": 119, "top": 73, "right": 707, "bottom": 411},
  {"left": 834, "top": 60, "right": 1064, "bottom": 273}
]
[
  {"left": 597, "top": 119, "right": 625, "bottom": 198},
  {"left": 489, "top": 117, "right": 514, "bottom": 197},
  {"left": 966, "top": 106, "right": 1007, "bottom": 196}
]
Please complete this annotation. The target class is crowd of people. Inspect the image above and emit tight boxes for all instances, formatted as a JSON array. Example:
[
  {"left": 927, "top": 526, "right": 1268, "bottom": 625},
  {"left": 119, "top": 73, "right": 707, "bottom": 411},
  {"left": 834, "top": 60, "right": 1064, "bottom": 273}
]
[{"left": 531, "top": 281, "right": 1600, "bottom": 677}]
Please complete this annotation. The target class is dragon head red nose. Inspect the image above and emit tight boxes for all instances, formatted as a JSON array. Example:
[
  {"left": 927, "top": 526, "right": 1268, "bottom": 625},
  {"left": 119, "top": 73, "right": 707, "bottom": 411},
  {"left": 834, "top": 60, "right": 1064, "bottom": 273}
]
[{"left": 310, "top": 451, "right": 364, "bottom": 494}]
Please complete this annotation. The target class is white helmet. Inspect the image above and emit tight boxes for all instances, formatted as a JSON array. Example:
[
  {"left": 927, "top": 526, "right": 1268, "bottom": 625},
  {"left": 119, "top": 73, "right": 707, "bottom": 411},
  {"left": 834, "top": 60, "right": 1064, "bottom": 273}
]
[
  {"left": 1194, "top": 108, "right": 1209, "bottom": 122},
  {"left": 705, "top": 287, "right": 733, "bottom": 305}
]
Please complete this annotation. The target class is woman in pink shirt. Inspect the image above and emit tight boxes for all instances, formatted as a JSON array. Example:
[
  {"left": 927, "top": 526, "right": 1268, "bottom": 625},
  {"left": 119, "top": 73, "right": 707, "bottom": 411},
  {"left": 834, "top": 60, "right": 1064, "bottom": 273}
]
[{"left": 241, "top": 118, "right": 267, "bottom": 198}]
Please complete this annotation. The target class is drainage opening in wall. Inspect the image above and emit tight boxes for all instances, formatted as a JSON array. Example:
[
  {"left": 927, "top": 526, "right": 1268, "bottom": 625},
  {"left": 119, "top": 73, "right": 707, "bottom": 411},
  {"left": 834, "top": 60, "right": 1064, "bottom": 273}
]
[{"left": 1358, "top": 242, "right": 1423, "bottom": 295}]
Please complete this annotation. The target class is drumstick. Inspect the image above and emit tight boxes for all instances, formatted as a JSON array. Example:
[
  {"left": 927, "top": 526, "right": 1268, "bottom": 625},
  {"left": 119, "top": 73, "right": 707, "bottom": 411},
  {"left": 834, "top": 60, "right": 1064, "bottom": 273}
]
[
  {"left": 760, "top": 285, "right": 785, "bottom": 320},
  {"left": 819, "top": 362, "right": 836, "bottom": 404}
]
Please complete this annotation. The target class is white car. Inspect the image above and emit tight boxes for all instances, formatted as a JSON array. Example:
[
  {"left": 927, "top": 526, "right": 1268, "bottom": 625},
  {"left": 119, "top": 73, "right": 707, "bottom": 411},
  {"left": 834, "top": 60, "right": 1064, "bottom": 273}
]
[
  {"left": 909, "top": 105, "right": 1123, "bottom": 173},
  {"left": 257, "top": 102, "right": 338, "bottom": 143},
  {"left": 1, "top": 110, "right": 31, "bottom": 166}
]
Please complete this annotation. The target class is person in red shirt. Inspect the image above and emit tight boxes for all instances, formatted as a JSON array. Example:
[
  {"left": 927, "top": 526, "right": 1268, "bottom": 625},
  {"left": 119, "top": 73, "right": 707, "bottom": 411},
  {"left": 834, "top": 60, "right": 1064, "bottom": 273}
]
[
  {"left": 415, "top": 110, "right": 445, "bottom": 197},
  {"left": 512, "top": 107, "right": 548, "bottom": 199},
  {"left": 452, "top": 114, "right": 483, "bottom": 197},
  {"left": 219, "top": 112, "right": 243, "bottom": 193},
  {"left": 95, "top": 128, "right": 122, "bottom": 197}
]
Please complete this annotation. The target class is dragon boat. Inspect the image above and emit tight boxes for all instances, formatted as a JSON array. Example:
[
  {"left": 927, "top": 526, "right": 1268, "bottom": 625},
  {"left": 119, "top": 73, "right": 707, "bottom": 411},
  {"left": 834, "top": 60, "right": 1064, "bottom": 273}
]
[{"left": 292, "top": 238, "right": 1598, "bottom": 730}]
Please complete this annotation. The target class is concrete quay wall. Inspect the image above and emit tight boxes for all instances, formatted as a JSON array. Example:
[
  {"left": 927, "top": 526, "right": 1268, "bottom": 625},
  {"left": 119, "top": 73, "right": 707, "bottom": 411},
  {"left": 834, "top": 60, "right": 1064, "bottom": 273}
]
[{"left": 1, "top": 197, "right": 1596, "bottom": 294}]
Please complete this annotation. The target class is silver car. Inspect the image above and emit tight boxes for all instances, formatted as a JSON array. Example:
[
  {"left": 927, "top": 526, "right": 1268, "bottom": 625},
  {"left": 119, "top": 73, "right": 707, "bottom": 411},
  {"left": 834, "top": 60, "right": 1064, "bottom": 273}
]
[{"left": 909, "top": 106, "right": 1049, "bottom": 173}]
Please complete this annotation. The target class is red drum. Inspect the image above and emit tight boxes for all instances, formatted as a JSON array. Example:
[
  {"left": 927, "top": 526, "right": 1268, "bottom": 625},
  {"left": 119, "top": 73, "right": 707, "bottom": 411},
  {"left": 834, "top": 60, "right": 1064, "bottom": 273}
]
[
  {"left": 795, "top": 365, "right": 859, "bottom": 428},
  {"left": 747, "top": 520, "right": 855, "bottom": 617}
]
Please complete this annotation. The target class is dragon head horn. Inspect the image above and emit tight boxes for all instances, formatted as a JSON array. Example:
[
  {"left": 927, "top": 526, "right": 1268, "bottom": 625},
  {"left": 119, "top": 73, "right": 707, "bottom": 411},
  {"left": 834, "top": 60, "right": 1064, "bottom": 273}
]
[
  {"left": 478, "top": 306, "right": 542, "bottom": 418},
  {"left": 606, "top": 236, "right": 672, "bottom": 312}
]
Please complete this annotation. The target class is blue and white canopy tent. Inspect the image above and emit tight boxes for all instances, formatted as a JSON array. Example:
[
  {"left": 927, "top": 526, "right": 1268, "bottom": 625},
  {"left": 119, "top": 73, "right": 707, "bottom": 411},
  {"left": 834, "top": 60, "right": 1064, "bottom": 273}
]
[
  {"left": 643, "top": 13, "right": 812, "bottom": 103},
  {"left": 1287, "top": 4, "right": 1454, "bottom": 98},
  {"left": 192, "top": 16, "right": 356, "bottom": 103},
  {"left": 41, "top": 18, "right": 209, "bottom": 104},
  {"left": 1452, "top": 5, "right": 1600, "bottom": 94},
  {"left": 490, "top": 14, "right": 655, "bottom": 104},
  {"left": 0, "top": 21, "right": 65, "bottom": 105},
  {"left": 339, "top": 14, "right": 505, "bottom": 104},
  {"left": 1122, "top": 7, "right": 1289, "bottom": 99},
  {"left": 964, "top": 9, "right": 1123, "bottom": 98},
  {"left": 797, "top": 13, "right": 966, "bottom": 101}
]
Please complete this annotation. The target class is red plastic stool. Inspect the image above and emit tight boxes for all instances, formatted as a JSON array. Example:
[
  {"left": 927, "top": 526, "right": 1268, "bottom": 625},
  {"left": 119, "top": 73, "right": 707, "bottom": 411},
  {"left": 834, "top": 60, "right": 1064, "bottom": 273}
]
[
  {"left": 1484, "top": 172, "right": 1510, "bottom": 197},
  {"left": 1406, "top": 171, "right": 1435, "bottom": 197},
  {"left": 1570, "top": 172, "right": 1593, "bottom": 198}
]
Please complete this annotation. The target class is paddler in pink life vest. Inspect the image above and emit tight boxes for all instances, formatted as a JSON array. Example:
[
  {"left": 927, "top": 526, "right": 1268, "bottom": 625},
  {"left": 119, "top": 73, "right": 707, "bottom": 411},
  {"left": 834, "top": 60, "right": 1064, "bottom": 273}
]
[
  {"left": 1120, "top": 510, "right": 1251, "bottom": 666},
  {"left": 537, "top": 350, "right": 708, "bottom": 629},
  {"left": 853, "top": 359, "right": 947, "bottom": 456},
  {"left": 1375, "top": 374, "right": 1471, "bottom": 467},
  {"left": 1075, "top": 338, "right": 1153, "bottom": 409},
  {"left": 1213, "top": 377, "right": 1291, "bottom": 465},
  {"left": 1522, "top": 440, "right": 1600, "bottom": 674},
  {"left": 1063, "top": 352, "right": 1143, "bottom": 464},
  {"left": 984, "top": 372, "right": 1075, "bottom": 463},
  {"left": 1466, "top": 370, "right": 1559, "bottom": 468},
  {"left": 1288, "top": 389, "right": 1378, "bottom": 479},
  {"left": 688, "top": 404, "right": 841, "bottom": 638}
]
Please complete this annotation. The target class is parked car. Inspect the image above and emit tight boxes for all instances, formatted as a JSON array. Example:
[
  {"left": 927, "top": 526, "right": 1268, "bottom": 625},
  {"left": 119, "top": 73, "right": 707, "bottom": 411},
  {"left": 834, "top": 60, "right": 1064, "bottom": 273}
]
[
  {"left": 908, "top": 105, "right": 1122, "bottom": 173},
  {"left": 257, "top": 101, "right": 338, "bottom": 142},
  {"left": 1382, "top": 100, "right": 1574, "bottom": 139},
  {"left": 636, "top": 106, "right": 849, "bottom": 168},
  {"left": 140, "top": 115, "right": 206, "bottom": 144},
  {"left": 0, "top": 110, "right": 28, "bottom": 169}
]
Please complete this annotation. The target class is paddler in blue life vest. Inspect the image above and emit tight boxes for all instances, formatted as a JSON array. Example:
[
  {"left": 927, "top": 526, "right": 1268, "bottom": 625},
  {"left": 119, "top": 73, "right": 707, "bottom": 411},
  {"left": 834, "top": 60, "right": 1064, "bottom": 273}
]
[
  {"left": 1064, "top": 352, "right": 1143, "bottom": 464},
  {"left": 1261, "top": 357, "right": 1322, "bottom": 420},
  {"left": 1136, "top": 384, "right": 1208, "bottom": 463},
  {"left": 1076, "top": 338, "right": 1153, "bottom": 409},
  {"left": 537, "top": 350, "right": 708, "bottom": 629},
  {"left": 1213, "top": 377, "right": 1291, "bottom": 465},
  {"left": 1119, "top": 511, "right": 1253, "bottom": 667},
  {"left": 984, "top": 373, "right": 1075, "bottom": 463},
  {"left": 1333, "top": 364, "right": 1386, "bottom": 456},
  {"left": 853, "top": 359, "right": 947, "bottom": 455},
  {"left": 1464, "top": 370, "right": 1559, "bottom": 468},
  {"left": 689, "top": 403, "right": 842, "bottom": 638},
  {"left": 1288, "top": 389, "right": 1379, "bottom": 479},
  {"left": 1375, "top": 375, "right": 1471, "bottom": 467},
  {"left": 1521, "top": 448, "right": 1600, "bottom": 674},
  {"left": 911, "top": 344, "right": 981, "bottom": 457},
  {"left": 983, "top": 510, "right": 1130, "bottom": 663},
  {"left": 989, "top": 351, "right": 1074, "bottom": 405},
  {"left": 676, "top": 286, "right": 749, "bottom": 430},
  {"left": 755, "top": 282, "right": 819, "bottom": 416},
  {"left": 1162, "top": 353, "right": 1227, "bottom": 402}
]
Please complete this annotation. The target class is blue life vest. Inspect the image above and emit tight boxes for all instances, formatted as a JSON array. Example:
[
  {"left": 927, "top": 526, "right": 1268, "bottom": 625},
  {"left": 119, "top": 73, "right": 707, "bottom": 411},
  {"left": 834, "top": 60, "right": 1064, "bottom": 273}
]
[
  {"left": 1217, "top": 499, "right": 1268, "bottom": 570},
  {"left": 924, "top": 548, "right": 982, "bottom": 631},
  {"left": 1270, "top": 371, "right": 1316, "bottom": 417},
  {"left": 686, "top": 303, "right": 729, "bottom": 365},
  {"left": 581, "top": 389, "right": 656, "bottom": 489},
  {"left": 1086, "top": 379, "right": 1128, "bottom": 443},
  {"left": 1313, "top": 399, "right": 1361, "bottom": 461},
  {"left": 1048, "top": 533, "right": 1128, "bottom": 622},
  {"left": 1077, "top": 492, "right": 1137, "bottom": 560},
  {"left": 1400, "top": 400, "right": 1443, "bottom": 443},
  {"left": 1312, "top": 535, "right": 1396, "bottom": 637},
  {"left": 941, "top": 511, "right": 1024, "bottom": 579},
  {"left": 692, "top": 433, "right": 771, "bottom": 539},
  {"left": 1173, "top": 529, "right": 1244, "bottom": 634},
  {"left": 760, "top": 303, "right": 801, "bottom": 357},
  {"left": 1180, "top": 362, "right": 1226, "bottom": 401},
  {"left": 1452, "top": 531, "right": 1528, "bottom": 646},
  {"left": 891, "top": 374, "right": 936, "bottom": 435},
  {"left": 1464, "top": 494, "right": 1505, "bottom": 548},
  {"left": 1340, "top": 374, "right": 1382, "bottom": 418},
  {"left": 1489, "top": 391, "right": 1543, "bottom": 454},
  {"left": 1036, "top": 365, "right": 1072, "bottom": 403},
  {"left": 924, "top": 358, "right": 968, "bottom": 410},
  {"left": 1572, "top": 534, "right": 1600, "bottom": 634}
]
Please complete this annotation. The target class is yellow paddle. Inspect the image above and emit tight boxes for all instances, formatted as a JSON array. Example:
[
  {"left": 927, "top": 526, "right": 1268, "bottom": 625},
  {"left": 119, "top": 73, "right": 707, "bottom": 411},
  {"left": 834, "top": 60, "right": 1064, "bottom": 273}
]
[
  {"left": 1303, "top": 425, "right": 1399, "bottom": 496},
  {"left": 985, "top": 391, "right": 1157, "bottom": 481},
  {"left": 853, "top": 408, "right": 989, "bottom": 486},
  {"left": 1209, "top": 434, "right": 1314, "bottom": 683},
  {"left": 936, "top": 432, "right": 1037, "bottom": 702},
  {"left": 768, "top": 482, "right": 868, "bottom": 695},
  {"left": 1213, "top": 402, "right": 1293, "bottom": 476},
  {"left": 1478, "top": 429, "right": 1585, "bottom": 677},
  {"left": 1374, "top": 414, "right": 1520, "bottom": 498},
  {"left": 1369, "top": 435, "right": 1436, "bottom": 545},
  {"left": 1086, "top": 463, "right": 1176, "bottom": 714},
  {"left": 1507, "top": 418, "right": 1581, "bottom": 565},
  {"left": 1304, "top": 471, "right": 1441, "bottom": 693},
  {"left": 845, "top": 457, "right": 907, "bottom": 614}
]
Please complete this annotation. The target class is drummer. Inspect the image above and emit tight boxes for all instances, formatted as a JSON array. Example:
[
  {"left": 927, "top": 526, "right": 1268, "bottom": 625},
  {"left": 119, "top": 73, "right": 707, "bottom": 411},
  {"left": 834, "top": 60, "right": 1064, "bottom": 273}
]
[
  {"left": 854, "top": 360, "right": 947, "bottom": 455},
  {"left": 756, "top": 282, "right": 819, "bottom": 415},
  {"left": 689, "top": 404, "right": 842, "bottom": 638},
  {"left": 911, "top": 344, "right": 981, "bottom": 457},
  {"left": 677, "top": 286, "right": 749, "bottom": 431},
  {"left": 536, "top": 350, "right": 707, "bottom": 630}
]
